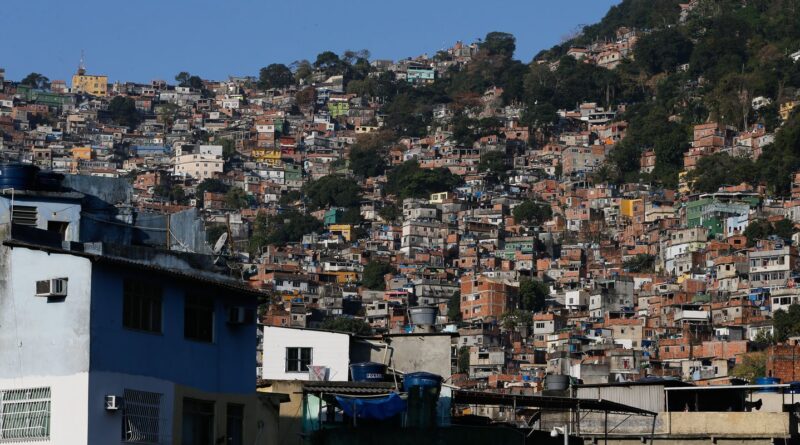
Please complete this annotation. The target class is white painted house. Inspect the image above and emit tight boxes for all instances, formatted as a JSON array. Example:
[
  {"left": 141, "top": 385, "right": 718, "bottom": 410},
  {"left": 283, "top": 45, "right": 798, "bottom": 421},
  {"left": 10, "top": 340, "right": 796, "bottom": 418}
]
[{"left": 261, "top": 326, "right": 351, "bottom": 382}]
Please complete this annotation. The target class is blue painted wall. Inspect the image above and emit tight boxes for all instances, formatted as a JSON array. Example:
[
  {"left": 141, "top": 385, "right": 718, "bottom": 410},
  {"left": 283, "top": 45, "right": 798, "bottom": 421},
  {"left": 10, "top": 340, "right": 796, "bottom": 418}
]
[{"left": 89, "top": 263, "right": 257, "bottom": 394}]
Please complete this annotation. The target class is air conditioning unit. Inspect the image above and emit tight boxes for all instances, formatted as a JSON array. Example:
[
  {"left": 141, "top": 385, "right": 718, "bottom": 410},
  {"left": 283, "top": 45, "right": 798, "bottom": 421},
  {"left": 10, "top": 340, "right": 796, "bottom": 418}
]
[
  {"left": 35, "top": 278, "right": 68, "bottom": 297},
  {"left": 105, "top": 395, "right": 122, "bottom": 411},
  {"left": 227, "top": 306, "right": 255, "bottom": 325}
]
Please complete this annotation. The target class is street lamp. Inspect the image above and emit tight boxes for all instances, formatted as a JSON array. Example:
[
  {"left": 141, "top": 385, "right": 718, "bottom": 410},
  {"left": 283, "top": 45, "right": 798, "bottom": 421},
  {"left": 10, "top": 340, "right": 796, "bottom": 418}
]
[{"left": 550, "top": 424, "right": 568, "bottom": 445}]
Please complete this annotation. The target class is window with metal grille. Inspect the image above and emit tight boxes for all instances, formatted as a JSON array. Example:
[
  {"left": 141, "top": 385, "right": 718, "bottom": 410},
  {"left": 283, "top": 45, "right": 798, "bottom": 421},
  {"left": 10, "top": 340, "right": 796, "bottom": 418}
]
[
  {"left": 285, "top": 347, "right": 312, "bottom": 372},
  {"left": 122, "top": 389, "right": 162, "bottom": 444},
  {"left": 11, "top": 206, "right": 37, "bottom": 226},
  {"left": 0, "top": 387, "right": 51, "bottom": 440},
  {"left": 123, "top": 280, "right": 163, "bottom": 333}
]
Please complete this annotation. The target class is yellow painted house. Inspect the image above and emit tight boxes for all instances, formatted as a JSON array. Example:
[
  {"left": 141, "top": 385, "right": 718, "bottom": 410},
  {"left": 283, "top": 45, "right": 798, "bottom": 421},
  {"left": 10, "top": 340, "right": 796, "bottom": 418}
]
[
  {"left": 620, "top": 198, "right": 643, "bottom": 219},
  {"left": 321, "top": 271, "right": 359, "bottom": 284},
  {"left": 329, "top": 224, "right": 352, "bottom": 241},
  {"left": 71, "top": 146, "right": 93, "bottom": 160},
  {"left": 252, "top": 149, "right": 282, "bottom": 166},
  {"left": 71, "top": 68, "right": 108, "bottom": 97}
]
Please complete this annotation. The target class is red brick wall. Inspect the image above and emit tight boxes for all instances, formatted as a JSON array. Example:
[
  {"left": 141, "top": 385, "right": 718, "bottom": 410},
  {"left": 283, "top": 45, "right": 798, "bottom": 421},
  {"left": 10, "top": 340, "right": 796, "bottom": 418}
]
[{"left": 767, "top": 345, "right": 800, "bottom": 382}]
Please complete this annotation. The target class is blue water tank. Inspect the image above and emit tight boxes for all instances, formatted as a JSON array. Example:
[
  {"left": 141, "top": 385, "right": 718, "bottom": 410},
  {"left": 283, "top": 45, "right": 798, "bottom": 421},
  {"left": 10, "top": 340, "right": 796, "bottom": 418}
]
[
  {"left": 350, "top": 362, "right": 386, "bottom": 382},
  {"left": 0, "top": 164, "right": 38, "bottom": 190},
  {"left": 755, "top": 376, "right": 781, "bottom": 392},
  {"left": 403, "top": 372, "right": 443, "bottom": 392}
]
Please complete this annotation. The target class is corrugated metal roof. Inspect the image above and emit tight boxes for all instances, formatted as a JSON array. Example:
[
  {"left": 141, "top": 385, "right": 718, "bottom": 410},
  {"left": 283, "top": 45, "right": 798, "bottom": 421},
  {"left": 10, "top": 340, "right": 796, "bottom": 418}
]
[
  {"left": 453, "top": 390, "right": 656, "bottom": 416},
  {"left": 303, "top": 381, "right": 398, "bottom": 395}
]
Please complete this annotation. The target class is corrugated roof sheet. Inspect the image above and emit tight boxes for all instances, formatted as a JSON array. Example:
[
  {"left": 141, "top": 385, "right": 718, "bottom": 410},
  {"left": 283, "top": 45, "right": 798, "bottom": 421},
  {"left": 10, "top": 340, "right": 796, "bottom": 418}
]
[{"left": 453, "top": 390, "right": 657, "bottom": 416}]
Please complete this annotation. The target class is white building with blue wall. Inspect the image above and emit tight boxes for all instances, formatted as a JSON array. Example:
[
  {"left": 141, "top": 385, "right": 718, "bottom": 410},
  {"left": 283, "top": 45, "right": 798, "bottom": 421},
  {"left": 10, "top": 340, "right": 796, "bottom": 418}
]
[{"left": 0, "top": 228, "right": 281, "bottom": 444}]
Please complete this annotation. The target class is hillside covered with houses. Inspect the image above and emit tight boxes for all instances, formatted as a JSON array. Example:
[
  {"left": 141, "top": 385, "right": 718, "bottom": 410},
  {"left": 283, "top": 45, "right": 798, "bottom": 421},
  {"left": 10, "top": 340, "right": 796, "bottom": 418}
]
[{"left": 4, "top": 0, "right": 800, "bottom": 442}]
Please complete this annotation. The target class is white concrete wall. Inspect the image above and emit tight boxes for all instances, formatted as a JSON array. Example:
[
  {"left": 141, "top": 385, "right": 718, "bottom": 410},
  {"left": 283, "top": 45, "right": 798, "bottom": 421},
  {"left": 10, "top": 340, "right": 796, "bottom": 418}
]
[
  {"left": 261, "top": 326, "right": 350, "bottom": 381},
  {"left": 0, "top": 196, "right": 81, "bottom": 241},
  {"left": 0, "top": 247, "right": 92, "bottom": 378},
  {"left": 0, "top": 373, "right": 90, "bottom": 444}
]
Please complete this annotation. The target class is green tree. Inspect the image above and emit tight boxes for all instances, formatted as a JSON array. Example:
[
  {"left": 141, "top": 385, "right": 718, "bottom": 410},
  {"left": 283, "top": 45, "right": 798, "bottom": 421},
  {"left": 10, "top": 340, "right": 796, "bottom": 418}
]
[
  {"left": 219, "top": 138, "right": 236, "bottom": 160},
  {"left": 744, "top": 219, "right": 795, "bottom": 247},
  {"left": 623, "top": 254, "right": 656, "bottom": 273},
  {"left": 447, "top": 292, "right": 462, "bottom": 322},
  {"left": 477, "top": 151, "right": 508, "bottom": 184},
  {"left": 457, "top": 346, "right": 470, "bottom": 374},
  {"left": 634, "top": 27, "right": 693, "bottom": 74},
  {"left": 773, "top": 304, "right": 800, "bottom": 342},
  {"left": 687, "top": 153, "right": 757, "bottom": 193},
  {"left": 249, "top": 210, "right": 322, "bottom": 252},
  {"left": 314, "top": 51, "right": 346, "bottom": 76},
  {"left": 385, "top": 160, "right": 461, "bottom": 199},
  {"left": 196, "top": 178, "right": 229, "bottom": 195},
  {"left": 501, "top": 309, "right": 532, "bottom": 331},
  {"left": 320, "top": 317, "right": 373, "bottom": 336},
  {"left": 107, "top": 96, "right": 141, "bottom": 129},
  {"left": 378, "top": 203, "right": 401, "bottom": 223},
  {"left": 513, "top": 201, "right": 552, "bottom": 226},
  {"left": 362, "top": 261, "right": 395, "bottom": 290},
  {"left": 156, "top": 102, "right": 180, "bottom": 127},
  {"left": 518, "top": 278, "right": 548, "bottom": 312},
  {"left": 292, "top": 60, "right": 314, "bottom": 84},
  {"left": 224, "top": 187, "right": 249, "bottom": 209},
  {"left": 349, "top": 131, "right": 393, "bottom": 178},
  {"left": 206, "top": 224, "right": 228, "bottom": 244},
  {"left": 731, "top": 352, "right": 767, "bottom": 382},
  {"left": 258, "top": 64, "right": 294, "bottom": 90},
  {"left": 303, "top": 175, "right": 361, "bottom": 210},
  {"left": 175, "top": 72, "right": 203, "bottom": 89},
  {"left": 340, "top": 206, "right": 364, "bottom": 225},
  {"left": 20, "top": 72, "right": 50, "bottom": 89},
  {"left": 756, "top": 112, "right": 800, "bottom": 195}
]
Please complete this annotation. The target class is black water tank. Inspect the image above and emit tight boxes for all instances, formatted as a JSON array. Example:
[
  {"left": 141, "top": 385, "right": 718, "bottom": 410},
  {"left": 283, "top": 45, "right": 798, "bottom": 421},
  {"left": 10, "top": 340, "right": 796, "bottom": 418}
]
[{"left": 0, "top": 164, "right": 38, "bottom": 190}]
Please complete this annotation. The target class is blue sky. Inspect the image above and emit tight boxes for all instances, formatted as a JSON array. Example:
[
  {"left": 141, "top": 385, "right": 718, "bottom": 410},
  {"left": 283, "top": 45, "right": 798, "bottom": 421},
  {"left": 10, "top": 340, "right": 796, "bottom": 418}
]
[{"left": 0, "top": 0, "right": 619, "bottom": 83}]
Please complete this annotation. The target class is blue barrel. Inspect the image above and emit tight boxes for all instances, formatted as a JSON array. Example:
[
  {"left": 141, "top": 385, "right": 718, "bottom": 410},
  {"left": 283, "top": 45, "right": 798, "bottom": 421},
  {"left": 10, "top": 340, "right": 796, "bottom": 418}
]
[
  {"left": 350, "top": 362, "right": 386, "bottom": 382},
  {"left": 0, "top": 164, "right": 38, "bottom": 190},
  {"left": 755, "top": 377, "right": 781, "bottom": 392},
  {"left": 403, "top": 372, "right": 443, "bottom": 391},
  {"left": 404, "top": 372, "right": 442, "bottom": 428}
]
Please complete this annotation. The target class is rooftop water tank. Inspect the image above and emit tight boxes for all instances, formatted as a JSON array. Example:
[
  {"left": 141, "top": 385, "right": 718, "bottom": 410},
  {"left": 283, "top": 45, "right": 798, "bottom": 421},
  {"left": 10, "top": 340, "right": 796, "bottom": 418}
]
[
  {"left": 545, "top": 374, "right": 570, "bottom": 391},
  {"left": 404, "top": 372, "right": 443, "bottom": 429},
  {"left": 403, "top": 372, "right": 443, "bottom": 392},
  {"left": 409, "top": 306, "right": 437, "bottom": 326},
  {"left": 755, "top": 376, "right": 781, "bottom": 392},
  {"left": 0, "top": 164, "right": 38, "bottom": 190},
  {"left": 350, "top": 362, "right": 386, "bottom": 382}
]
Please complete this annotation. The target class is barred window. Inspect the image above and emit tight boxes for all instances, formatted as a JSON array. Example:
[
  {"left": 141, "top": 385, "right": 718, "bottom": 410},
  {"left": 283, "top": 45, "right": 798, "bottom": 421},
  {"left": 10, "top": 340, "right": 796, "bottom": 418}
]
[
  {"left": 0, "top": 387, "right": 51, "bottom": 440},
  {"left": 122, "top": 389, "right": 162, "bottom": 444}
]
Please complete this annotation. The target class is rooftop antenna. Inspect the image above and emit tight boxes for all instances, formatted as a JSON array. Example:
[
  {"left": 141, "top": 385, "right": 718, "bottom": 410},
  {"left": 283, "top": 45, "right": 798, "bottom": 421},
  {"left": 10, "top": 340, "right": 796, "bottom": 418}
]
[{"left": 78, "top": 50, "right": 86, "bottom": 75}]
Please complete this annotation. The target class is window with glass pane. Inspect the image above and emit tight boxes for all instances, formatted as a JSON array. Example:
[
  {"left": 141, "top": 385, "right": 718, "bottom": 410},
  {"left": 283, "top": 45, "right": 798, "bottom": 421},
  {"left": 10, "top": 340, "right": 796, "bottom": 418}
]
[
  {"left": 123, "top": 280, "right": 162, "bottom": 333},
  {"left": 182, "top": 398, "right": 214, "bottom": 445},
  {"left": 286, "top": 347, "right": 312, "bottom": 372},
  {"left": 185, "top": 295, "right": 214, "bottom": 342},
  {"left": 226, "top": 404, "right": 244, "bottom": 445}
]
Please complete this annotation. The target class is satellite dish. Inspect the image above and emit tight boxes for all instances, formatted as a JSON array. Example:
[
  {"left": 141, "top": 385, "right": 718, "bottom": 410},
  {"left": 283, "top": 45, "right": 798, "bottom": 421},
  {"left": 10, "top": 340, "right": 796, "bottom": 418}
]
[{"left": 212, "top": 232, "right": 228, "bottom": 255}]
